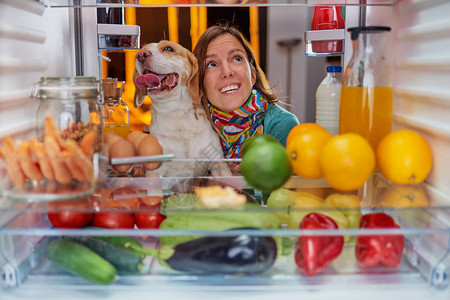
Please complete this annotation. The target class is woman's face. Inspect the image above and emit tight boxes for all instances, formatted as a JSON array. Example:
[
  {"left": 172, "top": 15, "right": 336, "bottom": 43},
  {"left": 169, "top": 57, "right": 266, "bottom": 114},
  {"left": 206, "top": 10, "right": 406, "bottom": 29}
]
[{"left": 203, "top": 33, "right": 256, "bottom": 112}]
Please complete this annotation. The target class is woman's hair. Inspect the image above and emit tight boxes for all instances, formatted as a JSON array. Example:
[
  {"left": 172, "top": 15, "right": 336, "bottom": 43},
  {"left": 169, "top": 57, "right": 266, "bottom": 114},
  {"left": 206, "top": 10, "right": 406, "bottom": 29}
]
[{"left": 193, "top": 24, "right": 278, "bottom": 111}]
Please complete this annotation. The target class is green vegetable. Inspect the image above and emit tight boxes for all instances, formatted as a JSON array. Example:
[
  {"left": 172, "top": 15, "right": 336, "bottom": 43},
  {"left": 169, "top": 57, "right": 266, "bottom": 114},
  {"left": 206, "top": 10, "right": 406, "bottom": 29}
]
[
  {"left": 159, "top": 202, "right": 280, "bottom": 246},
  {"left": 69, "top": 235, "right": 145, "bottom": 274},
  {"left": 159, "top": 214, "right": 244, "bottom": 246},
  {"left": 47, "top": 239, "right": 116, "bottom": 285}
]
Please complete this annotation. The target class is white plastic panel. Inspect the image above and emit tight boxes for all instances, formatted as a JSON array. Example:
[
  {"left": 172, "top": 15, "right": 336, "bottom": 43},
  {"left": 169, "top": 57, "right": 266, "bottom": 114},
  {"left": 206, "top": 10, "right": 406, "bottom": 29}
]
[
  {"left": 0, "top": 1, "right": 74, "bottom": 140},
  {"left": 387, "top": 0, "right": 450, "bottom": 195}
]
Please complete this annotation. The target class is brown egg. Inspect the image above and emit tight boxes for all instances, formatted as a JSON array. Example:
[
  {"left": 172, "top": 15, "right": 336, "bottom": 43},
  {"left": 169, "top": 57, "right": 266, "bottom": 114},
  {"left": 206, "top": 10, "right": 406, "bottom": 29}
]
[
  {"left": 126, "top": 131, "right": 147, "bottom": 152},
  {"left": 126, "top": 131, "right": 144, "bottom": 146},
  {"left": 104, "top": 131, "right": 121, "bottom": 147},
  {"left": 109, "top": 138, "right": 135, "bottom": 173},
  {"left": 138, "top": 134, "right": 163, "bottom": 170}
]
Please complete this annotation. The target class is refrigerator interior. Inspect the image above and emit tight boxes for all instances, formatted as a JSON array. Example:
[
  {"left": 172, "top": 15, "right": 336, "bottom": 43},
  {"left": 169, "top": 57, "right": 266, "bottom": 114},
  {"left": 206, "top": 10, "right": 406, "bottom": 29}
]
[{"left": 0, "top": 0, "right": 449, "bottom": 297}]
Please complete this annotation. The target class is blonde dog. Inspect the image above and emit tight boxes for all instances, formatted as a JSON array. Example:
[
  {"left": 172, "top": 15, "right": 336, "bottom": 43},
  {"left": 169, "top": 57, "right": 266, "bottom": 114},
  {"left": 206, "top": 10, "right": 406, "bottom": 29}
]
[{"left": 133, "top": 41, "right": 230, "bottom": 178}]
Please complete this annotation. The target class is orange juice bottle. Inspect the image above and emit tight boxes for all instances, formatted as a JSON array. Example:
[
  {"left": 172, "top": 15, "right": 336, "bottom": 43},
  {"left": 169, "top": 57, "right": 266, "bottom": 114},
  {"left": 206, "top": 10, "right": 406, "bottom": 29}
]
[
  {"left": 339, "top": 86, "right": 393, "bottom": 150},
  {"left": 339, "top": 26, "right": 392, "bottom": 151}
]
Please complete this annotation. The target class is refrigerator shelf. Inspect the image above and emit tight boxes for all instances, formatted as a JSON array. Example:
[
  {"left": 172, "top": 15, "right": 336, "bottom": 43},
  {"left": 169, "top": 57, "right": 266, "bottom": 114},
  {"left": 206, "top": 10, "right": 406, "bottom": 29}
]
[
  {"left": 40, "top": 0, "right": 398, "bottom": 8},
  {"left": 0, "top": 173, "right": 449, "bottom": 291}
]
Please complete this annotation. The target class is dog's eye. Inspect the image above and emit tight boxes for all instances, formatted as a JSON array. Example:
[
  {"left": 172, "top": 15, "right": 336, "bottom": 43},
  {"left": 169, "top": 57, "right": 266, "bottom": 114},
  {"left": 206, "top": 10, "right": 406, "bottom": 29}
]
[{"left": 163, "top": 46, "right": 174, "bottom": 52}]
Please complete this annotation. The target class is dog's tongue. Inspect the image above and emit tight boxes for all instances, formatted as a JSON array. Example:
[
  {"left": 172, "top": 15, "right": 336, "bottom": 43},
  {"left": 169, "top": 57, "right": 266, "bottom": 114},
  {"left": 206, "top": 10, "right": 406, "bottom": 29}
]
[
  {"left": 136, "top": 74, "right": 160, "bottom": 90},
  {"left": 136, "top": 73, "right": 178, "bottom": 90}
]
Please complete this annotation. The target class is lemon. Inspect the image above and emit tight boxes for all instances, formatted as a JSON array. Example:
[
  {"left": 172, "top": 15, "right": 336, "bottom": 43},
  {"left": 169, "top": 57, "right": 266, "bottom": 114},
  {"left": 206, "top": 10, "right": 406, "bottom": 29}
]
[
  {"left": 319, "top": 133, "right": 375, "bottom": 191},
  {"left": 241, "top": 141, "right": 292, "bottom": 194},
  {"left": 377, "top": 129, "right": 433, "bottom": 184},
  {"left": 375, "top": 185, "right": 429, "bottom": 208}
]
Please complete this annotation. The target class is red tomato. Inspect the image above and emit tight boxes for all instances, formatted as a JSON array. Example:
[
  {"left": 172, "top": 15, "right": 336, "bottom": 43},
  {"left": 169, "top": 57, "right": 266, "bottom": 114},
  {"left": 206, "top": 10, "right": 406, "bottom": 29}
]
[
  {"left": 92, "top": 211, "right": 135, "bottom": 229},
  {"left": 109, "top": 186, "right": 141, "bottom": 209},
  {"left": 47, "top": 198, "right": 93, "bottom": 229},
  {"left": 135, "top": 196, "right": 166, "bottom": 229}
]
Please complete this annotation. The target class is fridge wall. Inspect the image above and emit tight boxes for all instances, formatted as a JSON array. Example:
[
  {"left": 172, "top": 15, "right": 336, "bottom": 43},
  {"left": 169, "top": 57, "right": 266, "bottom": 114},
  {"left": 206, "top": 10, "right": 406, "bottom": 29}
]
[
  {"left": 388, "top": 0, "right": 450, "bottom": 196},
  {"left": 0, "top": 0, "right": 74, "bottom": 140}
]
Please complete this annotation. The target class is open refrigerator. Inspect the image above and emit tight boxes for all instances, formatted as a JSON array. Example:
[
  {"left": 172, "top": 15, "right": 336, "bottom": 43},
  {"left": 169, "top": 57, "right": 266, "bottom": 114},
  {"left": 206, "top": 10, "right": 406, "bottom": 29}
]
[{"left": 0, "top": 0, "right": 449, "bottom": 299}]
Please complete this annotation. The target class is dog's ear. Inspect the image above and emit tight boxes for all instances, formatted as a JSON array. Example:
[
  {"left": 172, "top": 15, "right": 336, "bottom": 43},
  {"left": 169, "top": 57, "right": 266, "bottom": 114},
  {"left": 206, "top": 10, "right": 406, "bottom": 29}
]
[
  {"left": 187, "top": 51, "right": 201, "bottom": 105},
  {"left": 133, "top": 68, "right": 147, "bottom": 108}
]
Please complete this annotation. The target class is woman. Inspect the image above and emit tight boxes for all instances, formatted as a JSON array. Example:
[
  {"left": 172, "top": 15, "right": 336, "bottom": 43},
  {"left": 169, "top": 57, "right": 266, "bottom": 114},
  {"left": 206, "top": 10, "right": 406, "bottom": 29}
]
[{"left": 193, "top": 24, "right": 299, "bottom": 162}]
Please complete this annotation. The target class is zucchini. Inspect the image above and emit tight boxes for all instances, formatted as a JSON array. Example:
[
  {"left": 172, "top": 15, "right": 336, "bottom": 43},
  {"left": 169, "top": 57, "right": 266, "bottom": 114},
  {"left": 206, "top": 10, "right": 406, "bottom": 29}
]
[
  {"left": 47, "top": 239, "right": 117, "bottom": 285},
  {"left": 69, "top": 235, "right": 145, "bottom": 274}
]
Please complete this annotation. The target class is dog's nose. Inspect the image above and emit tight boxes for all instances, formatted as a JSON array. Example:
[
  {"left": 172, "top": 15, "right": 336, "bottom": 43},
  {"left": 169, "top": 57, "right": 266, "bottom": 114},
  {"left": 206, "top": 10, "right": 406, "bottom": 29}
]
[{"left": 136, "top": 50, "right": 151, "bottom": 63}]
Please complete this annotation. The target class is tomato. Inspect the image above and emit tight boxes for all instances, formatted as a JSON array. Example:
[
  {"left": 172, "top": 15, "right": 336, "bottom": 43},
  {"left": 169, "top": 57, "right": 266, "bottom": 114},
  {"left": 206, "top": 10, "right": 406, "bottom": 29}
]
[
  {"left": 109, "top": 186, "right": 141, "bottom": 209},
  {"left": 135, "top": 196, "right": 166, "bottom": 229},
  {"left": 47, "top": 198, "right": 93, "bottom": 229},
  {"left": 92, "top": 211, "right": 135, "bottom": 229}
]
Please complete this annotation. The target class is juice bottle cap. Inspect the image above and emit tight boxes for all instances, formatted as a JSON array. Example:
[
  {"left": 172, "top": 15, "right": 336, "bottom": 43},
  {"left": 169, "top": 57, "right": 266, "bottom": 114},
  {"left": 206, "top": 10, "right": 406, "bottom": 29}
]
[
  {"left": 347, "top": 26, "right": 391, "bottom": 40},
  {"left": 327, "top": 66, "right": 342, "bottom": 73}
]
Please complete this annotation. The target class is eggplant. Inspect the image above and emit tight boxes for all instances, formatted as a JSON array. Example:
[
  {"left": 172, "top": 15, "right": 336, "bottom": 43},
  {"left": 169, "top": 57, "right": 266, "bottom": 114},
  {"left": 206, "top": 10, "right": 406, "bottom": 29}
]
[
  {"left": 127, "top": 230, "right": 277, "bottom": 275},
  {"left": 163, "top": 232, "right": 277, "bottom": 274}
]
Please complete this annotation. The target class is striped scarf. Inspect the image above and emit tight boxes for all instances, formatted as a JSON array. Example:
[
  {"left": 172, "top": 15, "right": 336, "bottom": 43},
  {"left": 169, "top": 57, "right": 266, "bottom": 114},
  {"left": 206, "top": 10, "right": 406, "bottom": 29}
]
[{"left": 209, "top": 89, "right": 268, "bottom": 159}]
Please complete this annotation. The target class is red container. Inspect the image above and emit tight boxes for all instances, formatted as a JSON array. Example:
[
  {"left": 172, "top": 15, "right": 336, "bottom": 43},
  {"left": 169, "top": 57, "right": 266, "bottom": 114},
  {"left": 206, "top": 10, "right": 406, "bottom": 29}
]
[{"left": 311, "top": 6, "right": 345, "bottom": 53}]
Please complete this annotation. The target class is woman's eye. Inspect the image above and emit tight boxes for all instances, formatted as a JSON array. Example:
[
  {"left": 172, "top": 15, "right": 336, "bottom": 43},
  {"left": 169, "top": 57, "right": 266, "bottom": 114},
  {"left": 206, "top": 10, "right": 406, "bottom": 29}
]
[
  {"left": 163, "top": 46, "right": 174, "bottom": 52},
  {"left": 206, "top": 61, "right": 216, "bottom": 68},
  {"left": 233, "top": 55, "right": 243, "bottom": 62}
]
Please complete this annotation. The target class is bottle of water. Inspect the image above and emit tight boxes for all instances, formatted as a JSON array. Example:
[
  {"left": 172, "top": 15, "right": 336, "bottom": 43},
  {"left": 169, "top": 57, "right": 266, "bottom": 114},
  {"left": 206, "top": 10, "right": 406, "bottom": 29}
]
[{"left": 315, "top": 66, "right": 342, "bottom": 135}]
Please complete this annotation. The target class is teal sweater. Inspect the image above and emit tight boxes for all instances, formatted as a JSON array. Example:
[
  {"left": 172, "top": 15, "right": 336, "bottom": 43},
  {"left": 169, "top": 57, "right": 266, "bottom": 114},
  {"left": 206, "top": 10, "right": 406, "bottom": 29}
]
[{"left": 264, "top": 103, "right": 300, "bottom": 146}]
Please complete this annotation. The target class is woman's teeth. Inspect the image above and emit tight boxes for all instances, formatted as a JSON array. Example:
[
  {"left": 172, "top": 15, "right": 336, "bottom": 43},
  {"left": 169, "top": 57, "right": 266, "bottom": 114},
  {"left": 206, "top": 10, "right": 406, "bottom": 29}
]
[{"left": 220, "top": 85, "right": 239, "bottom": 93}]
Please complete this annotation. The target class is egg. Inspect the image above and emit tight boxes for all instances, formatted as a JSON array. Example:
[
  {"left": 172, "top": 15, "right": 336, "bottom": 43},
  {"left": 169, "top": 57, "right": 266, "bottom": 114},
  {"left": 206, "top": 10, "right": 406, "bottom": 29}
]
[
  {"left": 104, "top": 131, "right": 121, "bottom": 147},
  {"left": 109, "top": 138, "right": 135, "bottom": 173},
  {"left": 126, "top": 131, "right": 147, "bottom": 150},
  {"left": 138, "top": 134, "right": 163, "bottom": 170}
]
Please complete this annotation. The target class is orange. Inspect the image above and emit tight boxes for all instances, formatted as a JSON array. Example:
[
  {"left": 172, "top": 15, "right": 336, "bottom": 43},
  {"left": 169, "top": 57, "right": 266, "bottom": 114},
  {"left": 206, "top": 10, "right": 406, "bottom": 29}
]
[
  {"left": 376, "top": 129, "right": 433, "bottom": 184},
  {"left": 286, "top": 123, "right": 328, "bottom": 147},
  {"left": 286, "top": 128, "right": 332, "bottom": 179},
  {"left": 319, "top": 133, "right": 375, "bottom": 191},
  {"left": 375, "top": 185, "right": 429, "bottom": 208}
]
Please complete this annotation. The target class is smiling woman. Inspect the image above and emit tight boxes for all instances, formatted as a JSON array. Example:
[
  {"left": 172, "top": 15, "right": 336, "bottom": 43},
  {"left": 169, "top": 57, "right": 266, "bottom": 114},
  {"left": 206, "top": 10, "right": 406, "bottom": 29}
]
[{"left": 193, "top": 24, "right": 299, "bottom": 165}]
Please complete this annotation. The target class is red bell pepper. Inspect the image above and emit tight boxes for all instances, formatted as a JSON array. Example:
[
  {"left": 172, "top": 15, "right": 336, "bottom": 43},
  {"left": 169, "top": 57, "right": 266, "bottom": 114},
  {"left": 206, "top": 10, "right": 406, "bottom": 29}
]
[
  {"left": 294, "top": 213, "right": 344, "bottom": 277},
  {"left": 355, "top": 212, "right": 404, "bottom": 268}
]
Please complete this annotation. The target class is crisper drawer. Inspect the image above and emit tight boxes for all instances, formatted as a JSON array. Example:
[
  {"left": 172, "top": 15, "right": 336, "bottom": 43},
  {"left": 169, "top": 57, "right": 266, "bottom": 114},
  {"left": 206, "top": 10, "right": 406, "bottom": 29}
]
[{"left": 0, "top": 174, "right": 449, "bottom": 294}]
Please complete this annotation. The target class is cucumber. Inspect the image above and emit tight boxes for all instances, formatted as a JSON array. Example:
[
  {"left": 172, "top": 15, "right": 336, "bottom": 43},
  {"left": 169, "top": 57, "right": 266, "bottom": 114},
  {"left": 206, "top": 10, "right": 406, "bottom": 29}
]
[
  {"left": 47, "top": 239, "right": 117, "bottom": 285},
  {"left": 69, "top": 235, "right": 145, "bottom": 274}
]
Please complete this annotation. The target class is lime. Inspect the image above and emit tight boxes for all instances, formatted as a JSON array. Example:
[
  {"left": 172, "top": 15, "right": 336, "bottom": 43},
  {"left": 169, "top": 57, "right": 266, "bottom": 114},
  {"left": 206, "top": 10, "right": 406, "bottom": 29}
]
[
  {"left": 241, "top": 133, "right": 279, "bottom": 156},
  {"left": 241, "top": 142, "right": 292, "bottom": 193}
]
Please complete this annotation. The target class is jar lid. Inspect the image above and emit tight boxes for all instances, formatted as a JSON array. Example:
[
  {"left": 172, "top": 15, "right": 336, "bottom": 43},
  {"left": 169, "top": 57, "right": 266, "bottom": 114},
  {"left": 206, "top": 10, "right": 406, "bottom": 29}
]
[
  {"left": 327, "top": 66, "right": 342, "bottom": 73},
  {"left": 347, "top": 26, "right": 391, "bottom": 40},
  {"left": 32, "top": 77, "right": 100, "bottom": 100}
]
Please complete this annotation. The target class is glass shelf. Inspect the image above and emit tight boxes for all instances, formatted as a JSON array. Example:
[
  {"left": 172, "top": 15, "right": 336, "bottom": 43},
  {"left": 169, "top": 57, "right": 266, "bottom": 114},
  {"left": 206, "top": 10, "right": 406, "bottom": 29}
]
[{"left": 40, "top": 0, "right": 398, "bottom": 8}]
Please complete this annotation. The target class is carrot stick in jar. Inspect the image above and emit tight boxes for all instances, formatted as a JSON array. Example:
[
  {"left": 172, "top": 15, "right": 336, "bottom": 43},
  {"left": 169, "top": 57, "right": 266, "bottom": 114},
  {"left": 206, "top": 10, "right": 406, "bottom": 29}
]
[
  {"left": 44, "top": 136, "right": 72, "bottom": 185},
  {"left": 63, "top": 140, "right": 94, "bottom": 182},
  {"left": 29, "top": 138, "right": 55, "bottom": 181},
  {"left": 18, "top": 141, "right": 44, "bottom": 182},
  {"left": 3, "top": 137, "right": 27, "bottom": 186},
  {"left": 63, "top": 149, "right": 87, "bottom": 182}
]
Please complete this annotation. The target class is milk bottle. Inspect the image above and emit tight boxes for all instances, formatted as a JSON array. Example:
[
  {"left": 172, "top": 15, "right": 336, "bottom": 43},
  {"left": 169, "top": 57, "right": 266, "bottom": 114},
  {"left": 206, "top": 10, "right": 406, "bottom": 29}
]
[{"left": 315, "top": 66, "right": 342, "bottom": 135}]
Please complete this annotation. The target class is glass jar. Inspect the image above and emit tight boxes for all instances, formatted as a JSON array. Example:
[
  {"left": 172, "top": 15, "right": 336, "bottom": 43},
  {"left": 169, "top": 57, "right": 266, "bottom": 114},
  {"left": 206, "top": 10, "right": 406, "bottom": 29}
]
[
  {"left": 339, "top": 26, "right": 392, "bottom": 151},
  {"left": 101, "top": 78, "right": 130, "bottom": 139},
  {"left": 32, "top": 77, "right": 103, "bottom": 148}
]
